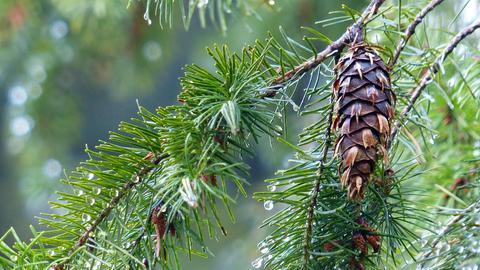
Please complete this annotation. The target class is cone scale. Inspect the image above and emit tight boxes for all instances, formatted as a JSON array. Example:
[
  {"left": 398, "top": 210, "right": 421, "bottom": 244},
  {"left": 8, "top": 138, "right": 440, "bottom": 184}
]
[{"left": 333, "top": 43, "right": 395, "bottom": 200}]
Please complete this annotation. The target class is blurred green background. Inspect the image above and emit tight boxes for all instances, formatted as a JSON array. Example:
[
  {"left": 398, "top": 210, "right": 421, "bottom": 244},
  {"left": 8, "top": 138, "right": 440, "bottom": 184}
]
[{"left": 2, "top": 0, "right": 477, "bottom": 269}]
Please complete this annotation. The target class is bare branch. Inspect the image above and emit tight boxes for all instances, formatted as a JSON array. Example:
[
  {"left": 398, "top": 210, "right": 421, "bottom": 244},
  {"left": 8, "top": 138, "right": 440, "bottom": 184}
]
[
  {"left": 388, "top": 0, "right": 445, "bottom": 68},
  {"left": 389, "top": 19, "right": 480, "bottom": 148},
  {"left": 262, "top": 0, "right": 386, "bottom": 98}
]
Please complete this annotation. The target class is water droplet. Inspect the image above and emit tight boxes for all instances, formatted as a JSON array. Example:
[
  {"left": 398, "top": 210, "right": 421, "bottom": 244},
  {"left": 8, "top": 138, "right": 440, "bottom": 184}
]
[
  {"left": 260, "top": 247, "right": 269, "bottom": 254},
  {"left": 110, "top": 189, "right": 119, "bottom": 197},
  {"left": 88, "top": 198, "right": 96, "bottom": 206},
  {"left": 93, "top": 187, "right": 102, "bottom": 195},
  {"left": 143, "top": 9, "right": 152, "bottom": 25},
  {"left": 251, "top": 257, "right": 263, "bottom": 269},
  {"left": 42, "top": 159, "right": 62, "bottom": 179},
  {"left": 87, "top": 173, "right": 95, "bottom": 180},
  {"left": 143, "top": 41, "right": 162, "bottom": 62},
  {"left": 268, "top": 0, "right": 275, "bottom": 5},
  {"left": 267, "top": 184, "right": 276, "bottom": 192},
  {"left": 49, "top": 250, "right": 56, "bottom": 257},
  {"left": 266, "top": 238, "right": 274, "bottom": 246},
  {"left": 264, "top": 200, "right": 274, "bottom": 211},
  {"left": 292, "top": 104, "right": 300, "bottom": 112},
  {"left": 267, "top": 254, "right": 273, "bottom": 260},
  {"left": 10, "top": 116, "right": 33, "bottom": 137},
  {"left": 8, "top": 85, "right": 28, "bottom": 106},
  {"left": 49, "top": 20, "right": 69, "bottom": 39},
  {"left": 77, "top": 190, "right": 85, "bottom": 196},
  {"left": 82, "top": 213, "right": 91, "bottom": 222},
  {"left": 10, "top": 255, "right": 18, "bottom": 262}
]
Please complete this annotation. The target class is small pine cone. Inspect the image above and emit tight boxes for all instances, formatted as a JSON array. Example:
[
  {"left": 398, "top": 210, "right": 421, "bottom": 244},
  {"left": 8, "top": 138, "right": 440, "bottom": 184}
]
[
  {"left": 352, "top": 232, "right": 368, "bottom": 255},
  {"left": 323, "top": 240, "right": 340, "bottom": 252},
  {"left": 349, "top": 257, "right": 365, "bottom": 270},
  {"left": 333, "top": 43, "right": 395, "bottom": 200},
  {"left": 366, "top": 235, "right": 381, "bottom": 253}
]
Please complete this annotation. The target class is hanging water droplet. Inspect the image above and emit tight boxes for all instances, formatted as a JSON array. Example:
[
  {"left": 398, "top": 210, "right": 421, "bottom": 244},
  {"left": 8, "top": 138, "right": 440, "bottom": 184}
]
[
  {"left": 251, "top": 257, "right": 263, "bottom": 269},
  {"left": 87, "top": 173, "right": 95, "bottom": 180},
  {"left": 143, "top": 10, "right": 152, "bottom": 25},
  {"left": 77, "top": 190, "right": 85, "bottom": 196},
  {"left": 267, "top": 184, "right": 276, "bottom": 192},
  {"left": 88, "top": 198, "right": 96, "bottom": 206},
  {"left": 82, "top": 213, "right": 91, "bottom": 222},
  {"left": 93, "top": 187, "right": 102, "bottom": 195},
  {"left": 268, "top": 0, "right": 276, "bottom": 5},
  {"left": 49, "top": 250, "right": 56, "bottom": 257},
  {"left": 267, "top": 254, "right": 273, "bottom": 260},
  {"left": 260, "top": 247, "right": 269, "bottom": 254},
  {"left": 10, "top": 255, "right": 18, "bottom": 262},
  {"left": 264, "top": 200, "right": 274, "bottom": 211},
  {"left": 110, "top": 189, "right": 120, "bottom": 197},
  {"left": 292, "top": 104, "right": 300, "bottom": 112}
]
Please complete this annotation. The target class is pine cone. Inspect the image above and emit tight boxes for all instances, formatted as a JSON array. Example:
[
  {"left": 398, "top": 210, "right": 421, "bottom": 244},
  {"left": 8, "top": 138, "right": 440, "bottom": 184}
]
[{"left": 333, "top": 43, "right": 395, "bottom": 200}]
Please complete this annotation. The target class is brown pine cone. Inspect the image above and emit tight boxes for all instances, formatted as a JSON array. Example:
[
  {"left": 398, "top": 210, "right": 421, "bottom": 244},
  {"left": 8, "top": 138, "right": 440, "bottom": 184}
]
[{"left": 333, "top": 43, "right": 395, "bottom": 200}]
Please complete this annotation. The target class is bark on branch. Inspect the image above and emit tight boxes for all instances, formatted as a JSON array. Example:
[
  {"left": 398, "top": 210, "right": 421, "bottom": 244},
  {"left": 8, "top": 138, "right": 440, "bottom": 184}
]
[
  {"left": 388, "top": 0, "right": 445, "bottom": 68},
  {"left": 389, "top": 19, "right": 480, "bottom": 147},
  {"left": 262, "top": 0, "right": 386, "bottom": 98}
]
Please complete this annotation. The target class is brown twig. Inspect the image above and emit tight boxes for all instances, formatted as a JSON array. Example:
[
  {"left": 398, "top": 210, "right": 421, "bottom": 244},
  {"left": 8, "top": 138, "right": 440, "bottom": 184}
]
[
  {"left": 420, "top": 202, "right": 477, "bottom": 265},
  {"left": 55, "top": 154, "right": 167, "bottom": 269},
  {"left": 388, "top": 0, "right": 445, "bottom": 68},
  {"left": 262, "top": 0, "right": 386, "bottom": 98},
  {"left": 389, "top": 19, "right": 480, "bottom": 147}
]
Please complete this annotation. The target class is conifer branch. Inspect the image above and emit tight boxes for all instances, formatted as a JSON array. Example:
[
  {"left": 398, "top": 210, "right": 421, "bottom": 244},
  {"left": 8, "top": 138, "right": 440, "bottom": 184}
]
[
  {"left": 420, "top": 202, "right": 477, "bottom": 264},
  {"left": 388, "top": 0, "right": 445, "bottom": 68},
  {"left": 56, "top": 154, "right": 167, "bottom": 269},
  {"left": 389, "top": 19, "right": 480, "bottom": 146},
  {"left": 302, "top": 96, "right": 334, "bottom": 269},
  {"left": 263, "top": 0, "right": 386, "bottom": 98}
]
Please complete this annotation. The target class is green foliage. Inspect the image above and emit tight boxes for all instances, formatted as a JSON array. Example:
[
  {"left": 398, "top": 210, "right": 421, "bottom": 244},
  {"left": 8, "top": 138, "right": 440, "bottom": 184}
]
[
  {"left": 131, "top": 0, "right": 275, "bottom": 33},
  {"left": 416, "top": 161, "right": 480, "bottom": 269}
]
